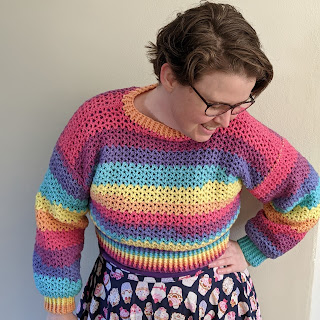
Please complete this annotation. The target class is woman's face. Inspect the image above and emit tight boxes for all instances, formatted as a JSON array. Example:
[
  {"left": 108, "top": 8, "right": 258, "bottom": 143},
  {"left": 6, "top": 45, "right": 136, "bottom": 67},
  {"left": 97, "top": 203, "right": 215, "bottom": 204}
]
[{"left": 168, "top": 71, "right": 256, "bottom": 142}]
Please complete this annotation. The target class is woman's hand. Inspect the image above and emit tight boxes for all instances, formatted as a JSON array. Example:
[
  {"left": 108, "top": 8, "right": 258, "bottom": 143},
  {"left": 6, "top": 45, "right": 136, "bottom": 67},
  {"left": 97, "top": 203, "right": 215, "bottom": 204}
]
[
  {"left": 46, "top": 312, "right": 77, "bottom": 320},
  {"left": 208, "top": 240, "right": 249, "bottom": 274}
]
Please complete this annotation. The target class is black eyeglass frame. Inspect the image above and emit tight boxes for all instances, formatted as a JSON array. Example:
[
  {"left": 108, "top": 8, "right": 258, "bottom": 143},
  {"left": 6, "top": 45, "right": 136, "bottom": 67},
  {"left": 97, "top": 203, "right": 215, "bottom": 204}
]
[{"left": 191, "top": 85, "right": 255, "bottom": 117}]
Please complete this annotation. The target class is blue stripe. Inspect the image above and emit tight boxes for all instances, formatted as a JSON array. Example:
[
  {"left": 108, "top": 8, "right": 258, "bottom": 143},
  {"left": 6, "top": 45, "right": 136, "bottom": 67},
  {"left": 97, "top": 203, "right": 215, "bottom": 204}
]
[
  {"left": 92, "top": 162, "right": 238, "bottom": 188},
  {"left": 33, "top": 273, "right": 82, "bottom": 298},
  {"left": 39, "top": 169, "right": 88, "bottom": 213}
]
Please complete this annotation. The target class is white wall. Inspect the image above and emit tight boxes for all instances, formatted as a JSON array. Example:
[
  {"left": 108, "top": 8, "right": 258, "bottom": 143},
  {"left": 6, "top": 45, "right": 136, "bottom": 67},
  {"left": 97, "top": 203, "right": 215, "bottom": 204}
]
[{"left": 1, "top": 1, "right": 319, "bottom": 319}]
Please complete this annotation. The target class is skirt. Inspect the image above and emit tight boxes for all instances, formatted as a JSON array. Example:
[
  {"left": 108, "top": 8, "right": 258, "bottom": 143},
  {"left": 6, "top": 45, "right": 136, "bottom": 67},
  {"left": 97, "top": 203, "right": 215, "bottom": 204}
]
[{"left": 76, "top": 255, "right": 262, "bottom": 320}]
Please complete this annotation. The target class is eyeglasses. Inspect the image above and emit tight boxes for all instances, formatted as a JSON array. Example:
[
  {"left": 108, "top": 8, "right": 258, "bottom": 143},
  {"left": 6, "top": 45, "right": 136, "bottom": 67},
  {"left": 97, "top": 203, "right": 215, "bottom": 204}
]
[{"left": 191, "top": 85, "right": 255, "bottom": 117}]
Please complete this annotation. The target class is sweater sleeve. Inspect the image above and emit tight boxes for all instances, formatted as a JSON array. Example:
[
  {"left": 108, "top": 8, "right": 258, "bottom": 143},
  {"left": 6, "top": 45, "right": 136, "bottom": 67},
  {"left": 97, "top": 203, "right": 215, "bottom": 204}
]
[
  {"left": 33, "top": 98, "right": 102, "bottom": 314},
  {"left": 235, "top": 115, "right": 320, "bottom": 267}
]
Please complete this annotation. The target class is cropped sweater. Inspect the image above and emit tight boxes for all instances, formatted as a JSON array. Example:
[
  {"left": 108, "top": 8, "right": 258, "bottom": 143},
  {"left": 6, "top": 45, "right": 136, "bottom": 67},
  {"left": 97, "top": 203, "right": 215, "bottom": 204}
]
[{"left": 33, "top": 84, "right": 320, "bottom": 313}]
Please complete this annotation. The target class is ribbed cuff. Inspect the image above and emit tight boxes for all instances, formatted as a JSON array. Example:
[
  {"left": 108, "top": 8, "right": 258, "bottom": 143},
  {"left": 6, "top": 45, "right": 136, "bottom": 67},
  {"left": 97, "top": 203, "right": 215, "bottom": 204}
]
[
  {"left": 237, "top": 235, "right": 267, "bottom": 267},
  {"left": 44, "top": 296, "right": 75, "bottom": 314}
]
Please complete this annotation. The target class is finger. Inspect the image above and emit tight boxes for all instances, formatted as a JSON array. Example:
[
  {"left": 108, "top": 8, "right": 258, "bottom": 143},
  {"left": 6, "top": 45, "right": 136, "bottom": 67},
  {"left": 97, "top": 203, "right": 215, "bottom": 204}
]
[
  {"left": 208, "top": 257, "right": 230, "bottom": 268},
  {"left": 216, "top": 265, "right": 234, "bottom": 275}
]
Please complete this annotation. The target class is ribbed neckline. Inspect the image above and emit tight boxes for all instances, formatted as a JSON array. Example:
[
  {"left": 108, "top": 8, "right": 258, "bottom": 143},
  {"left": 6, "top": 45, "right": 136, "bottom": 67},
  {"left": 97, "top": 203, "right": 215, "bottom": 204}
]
[{"left": 122, "top": 84, "right": 191, "bottom": 141}]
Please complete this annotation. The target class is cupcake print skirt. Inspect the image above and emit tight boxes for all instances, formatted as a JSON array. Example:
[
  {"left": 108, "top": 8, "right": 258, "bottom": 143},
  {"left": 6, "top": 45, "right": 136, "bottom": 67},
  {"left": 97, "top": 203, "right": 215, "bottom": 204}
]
[{"left": 76, "top": 255, "right": 262, "bottom": 320}]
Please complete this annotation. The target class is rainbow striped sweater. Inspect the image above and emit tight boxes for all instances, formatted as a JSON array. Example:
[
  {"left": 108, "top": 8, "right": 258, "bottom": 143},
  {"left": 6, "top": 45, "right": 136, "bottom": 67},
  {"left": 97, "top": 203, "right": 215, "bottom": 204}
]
[{"left": 33, "top": 85, "right": 320, "bottom": 313}]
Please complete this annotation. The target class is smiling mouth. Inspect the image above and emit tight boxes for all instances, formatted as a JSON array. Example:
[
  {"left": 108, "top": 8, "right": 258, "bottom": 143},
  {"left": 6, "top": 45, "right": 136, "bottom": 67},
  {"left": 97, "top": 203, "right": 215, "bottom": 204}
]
[{"left": 201, "top": 124, "right": 217, "bottom": 131}]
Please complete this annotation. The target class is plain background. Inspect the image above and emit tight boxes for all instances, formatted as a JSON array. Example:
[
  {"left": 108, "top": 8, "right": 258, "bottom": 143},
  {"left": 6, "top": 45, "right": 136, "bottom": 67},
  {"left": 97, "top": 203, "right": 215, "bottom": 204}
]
[{"left": 1, "top": 1, "right": 320, "bottom": 319}]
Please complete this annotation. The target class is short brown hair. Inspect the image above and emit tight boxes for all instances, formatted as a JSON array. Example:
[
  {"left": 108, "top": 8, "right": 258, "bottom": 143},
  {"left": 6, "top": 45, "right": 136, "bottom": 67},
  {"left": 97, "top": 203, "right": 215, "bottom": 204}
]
[{"left": 147, "top": 1, "right": 273, "bottom": 96}]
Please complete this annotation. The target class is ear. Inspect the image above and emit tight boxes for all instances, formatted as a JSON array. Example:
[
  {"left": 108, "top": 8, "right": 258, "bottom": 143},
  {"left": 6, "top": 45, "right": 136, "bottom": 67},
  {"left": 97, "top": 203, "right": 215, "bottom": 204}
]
[{"left": 159, "top": 63, "right": 177, "bottom": 92}]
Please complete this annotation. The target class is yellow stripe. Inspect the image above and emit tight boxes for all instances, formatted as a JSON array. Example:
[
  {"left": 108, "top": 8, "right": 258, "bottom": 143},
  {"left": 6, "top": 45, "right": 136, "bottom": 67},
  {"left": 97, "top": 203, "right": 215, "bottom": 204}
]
[
  {"left": 98, "top": 232, "right": 229, "bottom": 259},
  {"left": 90, "top": 192, "right": 236, "bottom": 216},
  {"left": 265, "top": 203, "right": 320, "bottom": 232},
  {"left": 35, "top": 192, "right": 88, "bottom": 227},
  {"left": 90, "top": 180, "right": 242, "bottom": 205}
]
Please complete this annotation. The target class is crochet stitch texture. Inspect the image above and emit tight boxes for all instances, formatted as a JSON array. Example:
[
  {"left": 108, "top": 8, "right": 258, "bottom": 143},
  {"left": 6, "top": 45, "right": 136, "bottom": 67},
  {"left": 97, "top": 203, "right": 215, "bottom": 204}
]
[{"left": 33, "top": 85, "right": 320, "bottom": 313}]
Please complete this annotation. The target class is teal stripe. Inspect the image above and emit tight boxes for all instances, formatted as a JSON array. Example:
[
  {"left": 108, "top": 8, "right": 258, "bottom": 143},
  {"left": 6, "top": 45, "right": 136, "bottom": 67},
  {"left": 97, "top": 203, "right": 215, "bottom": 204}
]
[
  {"left": 272, "top": 179, "right": 320, "bottom": 213},
  {"left": 238, "top": 236, "right": 267, "bottom": 267},
  {"left": 93, "top": 162, "right": 238, "bottom": 188},
  {"left": 39, "top": 169, "right": 88, "bottom": 213},
  {"left": 34, "top": 273, "right": 82, "bottom": 297}
]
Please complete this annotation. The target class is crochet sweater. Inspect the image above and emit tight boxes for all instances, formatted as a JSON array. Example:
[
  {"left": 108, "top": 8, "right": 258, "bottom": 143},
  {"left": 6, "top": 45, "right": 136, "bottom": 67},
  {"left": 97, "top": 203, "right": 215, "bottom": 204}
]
[{"left": 33, "top": 84, "right": 320, "bottom": 314}]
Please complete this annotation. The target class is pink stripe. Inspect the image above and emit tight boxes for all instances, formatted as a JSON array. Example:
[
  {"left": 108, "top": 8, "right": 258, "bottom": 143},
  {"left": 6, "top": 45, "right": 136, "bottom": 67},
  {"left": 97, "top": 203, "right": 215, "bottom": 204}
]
[
  {"left": 251, "top": 139, "right": 298, "bottom": 200},
  {"left": 91, "top": 196, "right": 239, "bottom": 233},
  {"left": 36, "top": 229, "right": 83, "bottom": 250}
]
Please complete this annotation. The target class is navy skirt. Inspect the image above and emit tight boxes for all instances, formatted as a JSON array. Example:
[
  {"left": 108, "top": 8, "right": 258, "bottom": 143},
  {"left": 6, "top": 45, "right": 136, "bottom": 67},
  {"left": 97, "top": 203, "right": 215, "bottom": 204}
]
[{"left": 76, "top": 255, "right": 261, "bottom": 320}]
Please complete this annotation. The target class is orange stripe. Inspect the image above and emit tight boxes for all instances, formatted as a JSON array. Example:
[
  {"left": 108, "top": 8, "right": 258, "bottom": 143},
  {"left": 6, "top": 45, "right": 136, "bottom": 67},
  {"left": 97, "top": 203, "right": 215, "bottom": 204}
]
[
  {"left": 35, "top": 210, "right": 88, "bottom": 231},
  {"left": 264, "top": 203, "right": 319, "bottom": 233}
]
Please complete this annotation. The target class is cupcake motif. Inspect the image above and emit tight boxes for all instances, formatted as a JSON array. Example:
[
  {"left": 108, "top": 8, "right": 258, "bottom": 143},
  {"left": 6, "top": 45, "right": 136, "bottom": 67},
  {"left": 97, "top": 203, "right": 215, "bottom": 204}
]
[
  {"left": 121, "top": 282, "right": 133, "bottom": 304},
  {"left": 250, "top": 296, "right": 258, "bottom": 311},
  {"left": 94, "top": 283, "right": 106, "bottom": 299},
  {"left": 136, "top": 281, "right": 150, "bottom": 301},
  {"left": 217, "top": 299, "right": 228, "bottom": 318},
  {"left": 144, "top": 276, "right": 156, "bottom": 283},
  {"left": 238, "top": 301, "right": 249, "bottom": 316},
  {"left": 171, "top": 312, "right": 186, "bottom": 320},
  {"left": 110, "top": 313, "right": 119, "bottom": 320},
  {"left": 128, "top": 274, "right": 139, "bottom": 281},
  {"left": 120, "top": 307, "right": 130, "bottom": 320},
  {"left": 130, "top": 304, "right": 143, "bottom": 320},
  {"left": 161, "top": 277, "right": 175, "bottom": 283},
  {"left": 95, "top": 316, "right": 106, "bottom": 320},
  {"left": 89, "top": 299, "right": 99, "bottom": 314},
  {"left": 108, "top": 288, "right": 120, "bottom": 307},
  {"left": 222, "top": 277, "right": 234, "bottom": 296},
  {"left": 151, "top": 282, "right": 166, "bottom": 303},
  {"left": 184, "top": 291, "right": 197, "bottom": 313},
  {"left": 111, "top": 269, "right": 124, "bottom": 280},
  {"left": 167, "top": 286, "right": 183, "bottom": 309},
  {"left": 230, "top": 288, "right": 240, "bottom": 307},
  {"left": 154, "top": 307, "right": 169, "bottom": 320},
  {"left": 225, "top": 311, "right": 236, "bottom": 320},
  {"left": 180, "top": 275, "right": 198, "bottom": 287},
  {"left": 213, "top": 267, "right": 223, "bottom": 282},
  {"left": 103, "top": 272, "right": 111, "bottom": 291},
  {"left": 198, "top": 274, "right": 212, "bottom": 296},
  {"left": 203, "top": 310, "right": 215, "bottom": 320},
  {"left": 198, "top": 300, "right": 207, "bottom": 319},
  {"left": 144, "top": 302, "right": 153, "bottom": 320},
  {"left": 209, "top": 287, "right": 220, "bottom": 305}
]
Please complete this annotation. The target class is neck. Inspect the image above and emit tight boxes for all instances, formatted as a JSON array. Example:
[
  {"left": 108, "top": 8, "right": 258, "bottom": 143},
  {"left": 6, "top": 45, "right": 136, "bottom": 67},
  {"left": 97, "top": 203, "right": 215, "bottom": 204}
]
[{"left": 135, "top": 84, "right": 175, "bottom": 128}]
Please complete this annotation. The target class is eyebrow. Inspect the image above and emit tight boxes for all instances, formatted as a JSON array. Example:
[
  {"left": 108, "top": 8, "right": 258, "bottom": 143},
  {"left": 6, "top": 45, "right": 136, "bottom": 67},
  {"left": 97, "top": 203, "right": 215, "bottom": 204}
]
[{"left": 208, "top": 95, "right": 252, "bottom": 106}]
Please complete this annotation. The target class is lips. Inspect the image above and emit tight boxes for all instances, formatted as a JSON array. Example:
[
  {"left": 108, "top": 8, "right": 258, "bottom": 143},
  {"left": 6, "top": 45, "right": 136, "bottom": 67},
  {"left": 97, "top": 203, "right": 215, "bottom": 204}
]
[{"left": 201, "top": 124, "right": 217, "bottom": 131}]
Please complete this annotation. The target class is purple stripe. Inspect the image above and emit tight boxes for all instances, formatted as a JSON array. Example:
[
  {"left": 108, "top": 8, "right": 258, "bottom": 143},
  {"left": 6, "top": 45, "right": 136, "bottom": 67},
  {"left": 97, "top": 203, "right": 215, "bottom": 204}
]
[
  {"left": 95, "top": 126, "right": 270, "bottom": 175},
  {"left": 33, "top": 251, "right": 80, "bottom": 282},
  {"left": 273, "top": 161, "right": 319, "bottom": 209},
  {"left": 34, "top": 243, "right": 83, "bottom": 267},
  {"left": 49, "top": 147, "right": 89, "bottom": 200},
  {"left": 245, "top": 223, "right": 284, "bottom": 259},
  {"left": 90, "top": 200, "right": 239, "bottom": 243}
]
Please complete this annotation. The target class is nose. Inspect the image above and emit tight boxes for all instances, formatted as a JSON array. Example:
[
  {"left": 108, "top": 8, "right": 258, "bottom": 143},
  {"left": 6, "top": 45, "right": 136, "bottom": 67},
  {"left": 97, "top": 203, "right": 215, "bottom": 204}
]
[{"left": 213, "top": 110, "right": 232, "bottom": 128}]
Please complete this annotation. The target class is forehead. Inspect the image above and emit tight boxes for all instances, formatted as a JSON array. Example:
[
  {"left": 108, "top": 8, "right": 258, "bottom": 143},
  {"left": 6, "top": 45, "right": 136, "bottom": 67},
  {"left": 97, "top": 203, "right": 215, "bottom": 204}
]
[{"left": 197, "top": 71, "right": 256, "bottom": 103}]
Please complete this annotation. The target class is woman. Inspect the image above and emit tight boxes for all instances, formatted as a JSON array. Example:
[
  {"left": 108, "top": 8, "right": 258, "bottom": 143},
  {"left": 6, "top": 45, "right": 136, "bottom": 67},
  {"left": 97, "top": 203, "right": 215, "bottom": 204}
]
[{"left": 33, "top": 2, "right": 320, "bottom": 320}]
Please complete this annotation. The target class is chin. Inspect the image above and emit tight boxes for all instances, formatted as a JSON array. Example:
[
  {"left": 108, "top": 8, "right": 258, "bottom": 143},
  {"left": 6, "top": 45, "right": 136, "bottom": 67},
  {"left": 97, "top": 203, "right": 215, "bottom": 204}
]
[{"left": 191, "top": 134, "right": 213, "bottom": 143}]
